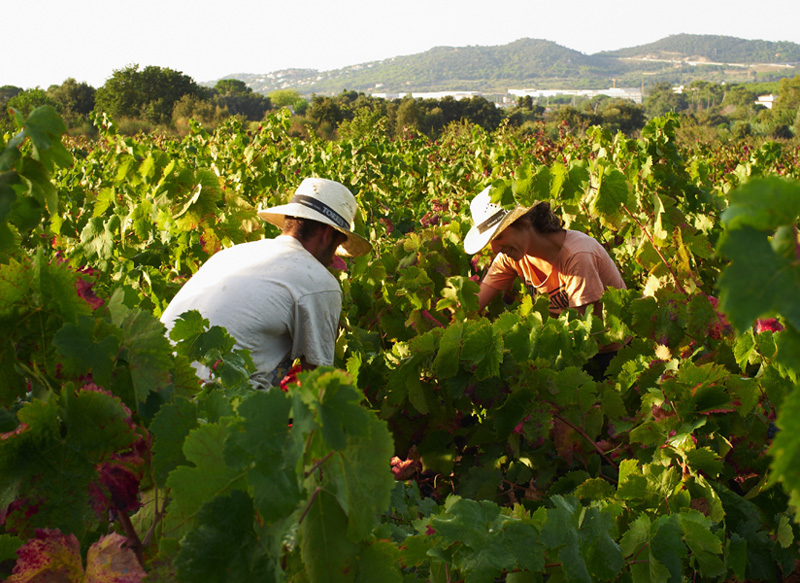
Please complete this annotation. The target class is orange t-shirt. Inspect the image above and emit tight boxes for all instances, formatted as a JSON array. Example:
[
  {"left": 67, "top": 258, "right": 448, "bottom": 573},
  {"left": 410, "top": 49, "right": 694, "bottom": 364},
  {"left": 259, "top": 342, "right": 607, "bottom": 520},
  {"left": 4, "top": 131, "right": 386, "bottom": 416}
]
[{"left": 483, "top": 230, "right": 626, "bottom": 315}]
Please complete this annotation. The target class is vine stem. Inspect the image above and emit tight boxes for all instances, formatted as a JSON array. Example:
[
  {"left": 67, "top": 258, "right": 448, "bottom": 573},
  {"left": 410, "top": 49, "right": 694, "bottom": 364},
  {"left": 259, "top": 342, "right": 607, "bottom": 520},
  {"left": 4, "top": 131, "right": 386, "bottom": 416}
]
[
  {"left": 299, "top": 487, "right": 322, "bottom": 525},
  {"left": 141, "top": 487, "right": 169, "bottom": 548},
  {"left": 116, "top": 509, "right": 145, "bottom": 569},
  {"left": 619, "top": 204, "right": 689, "bottom": 295},
  {"left": 305, "top": 451, "right": 335, "bottom": 477},
  {"left": 421, "top": 309, "right": 444, "bottom": 328},
  {"left": 553, "top": 413, "right": 619, "bottom": 476}
]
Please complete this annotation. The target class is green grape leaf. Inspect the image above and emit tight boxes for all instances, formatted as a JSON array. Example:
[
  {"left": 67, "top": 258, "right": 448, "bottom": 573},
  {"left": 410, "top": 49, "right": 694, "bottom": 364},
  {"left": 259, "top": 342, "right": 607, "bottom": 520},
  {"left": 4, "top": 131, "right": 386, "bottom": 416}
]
[
  {"left": 540, "top": 496, "right": 592, "bottom": 583},
  {"left": 54, "top": 315, "right": 121, "bottom": 384},
  {"left": 684, "top": 448, "right": 723, "bottom": 477},
  {"left": 717, "top": 225, "right": 800, "bottom": 333},
  {"left": 726, "top": 535, "right": 748, "bottom": 581},
  {"left": 433, "top": 498, "right": 541, "bottom": 583},
  {"left": 314, "top": 370, "right": 371, "bottom": 451},
  {"left": 169, "top": 310, "right": 236, "bottom": 362},
  {"left": 84, "top": 214, "right": 120, "bottom": 257},
  {"left": 1, "top": 390, "right": 138, "bottom": 540},
  {"left": 436, "top": 275, "right": 480, "bottom": 319},
  {"left": 592, "top": 168, "right": 630, "bottom": 228},
  {"left": 149, "top": 397, "right": 199, "bottom": 486},
  {"left": 575, "top": 478, "right": 615, "bottom": 501},
  {"left": 17, "top": 157, "right": 57, "bottom": 217},
  {"left": 398, "top": 533, "right": 436, "bottom": 567},
  {"left": 174, "top": 490, "right": 272, "bottom": 583},
  {"left": 355, "top": 539, "right": 402, "bottom": 583},
  {"left": 432, "top": 322, "right": 464, "bottom": 379},
  {"left": 174, "top": 169, "right": 223, "bottom": 231},
  {"left": 23, "top": 106, "right": 73, "bottom": 172},
  {"left": 721, "top": 176, "right": 800, "bottom": 231},
  {"left": 300, "top": 489, "right": 358, "bottom": 583},
  {"left": 163, "top": 420, "right": 246, "bottom": 539},
  {"left": 649, "top": 515, "right": 687, "bottom": 583},
  {"left": 620, "top": 513, "right": 650, "bottom": 558},
  {"left": 769, "top": 383, "right": 800, "bottom": 505},
  {"left": 327, "top": 414, "right": 395, "bottom": 541},
  {"left": 493, "top": 312, "right": 532, "bottom": 363},
  {"left": 733, "top": 332, "right": 757, "bottom": 372},
  {"left": 0, "top": 533, "right": 23, "bottom": 562},
  {"left": 678, "top": 510, "right": 724, "bottom": 578},
  {"left": 120, "top": 310, "right": 173, "bottom": 403},
  {"left": 461, "top": 320, "right": 503, "bottom": 380},
  {"left": 9, "top": 195, "right": 42, "bottom": 232},
  {"left": 224, "top": 390, "right": 302, "bottom": 523},
  {"left": 581, "top": 506, "right": 625, "bottom": 581}
]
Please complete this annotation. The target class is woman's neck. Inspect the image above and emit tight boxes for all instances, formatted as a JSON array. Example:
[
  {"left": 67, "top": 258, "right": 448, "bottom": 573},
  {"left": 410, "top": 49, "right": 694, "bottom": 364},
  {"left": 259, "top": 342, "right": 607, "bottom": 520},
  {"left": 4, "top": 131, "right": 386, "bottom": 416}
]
[{"left": 525, "top": 229, "right": 566, "bottom": 263}]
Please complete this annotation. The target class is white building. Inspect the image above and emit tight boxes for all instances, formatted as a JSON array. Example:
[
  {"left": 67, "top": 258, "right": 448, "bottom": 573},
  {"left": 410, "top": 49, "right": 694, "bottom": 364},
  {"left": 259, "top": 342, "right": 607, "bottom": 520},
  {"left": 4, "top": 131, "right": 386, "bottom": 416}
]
[
  {"left": 508, "top": 87, "right": 643, "bottom": 104},
  {"left": 756, "top": 94, "right": 778, "bottom": 109}
]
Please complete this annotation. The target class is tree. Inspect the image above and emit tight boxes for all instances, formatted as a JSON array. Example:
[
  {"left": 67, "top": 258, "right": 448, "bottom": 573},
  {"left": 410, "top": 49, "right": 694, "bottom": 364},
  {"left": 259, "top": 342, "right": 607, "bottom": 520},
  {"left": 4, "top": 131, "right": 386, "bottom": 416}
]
[
  {"left": 775, "top": 75, "right": 800, "bottom": 112},
  {"left": 395, "top": 97, "right": 422, "bottom": 135},
  {"left": 2, "top": 89, "right": 57, "bottom": 133},
  {"left": 269, "top": 89, "right": 300, "bottom": 109},
  {"left": 598, "top": 99, "right": 646, "bottom": 135},
  {"left": 643, "top": 82, "right": 688, "bottom": 118},
  {"left": 309, "top": 96, "right": 344, "bottom": 126},
  {"left": 337, "top": 107, "right": 387, "bottom": 140},
  {"left": 94, "top": 64, "right": 206, "bottom": 125},
  {"left": 550, "top": 105, "right": 598, "bottom": 134},
  {"left": 461, "top": 96, "right": 503, "bottom": 132},
  {"left": 5, "top": 89, "right": 57, "bottom": 117},
  {"left": 506, "top": 98, "right": 544, "bottom": 128},
  {"left": 0, "top": 85, "right": 22, "bottom": 107},
  {"left": 47, "top": 78, "right": 96, "bottom": 124},
  {"left": 211, "top": 79, "right": 271, "bottom": 121},
  {"left": 172, "top": 95, "right": 228, "bottom": 132},
  {"left": 214, "top": 79, "right": 249, "bottom": 94}
]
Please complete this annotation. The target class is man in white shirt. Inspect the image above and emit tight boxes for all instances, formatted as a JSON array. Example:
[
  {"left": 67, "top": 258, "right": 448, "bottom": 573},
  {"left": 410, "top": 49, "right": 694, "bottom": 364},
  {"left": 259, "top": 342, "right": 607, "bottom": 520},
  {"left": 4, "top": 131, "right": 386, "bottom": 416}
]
[{"left": 160, "top": 178, "right": 371, "bottom": 389}]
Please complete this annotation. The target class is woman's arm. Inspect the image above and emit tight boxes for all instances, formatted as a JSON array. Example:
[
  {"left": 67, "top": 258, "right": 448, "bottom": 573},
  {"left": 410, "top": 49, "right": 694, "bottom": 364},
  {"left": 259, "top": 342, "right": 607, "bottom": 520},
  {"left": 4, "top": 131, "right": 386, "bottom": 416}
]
[{"left": 477, "top": 281, "right": 503, "bottom": 311}]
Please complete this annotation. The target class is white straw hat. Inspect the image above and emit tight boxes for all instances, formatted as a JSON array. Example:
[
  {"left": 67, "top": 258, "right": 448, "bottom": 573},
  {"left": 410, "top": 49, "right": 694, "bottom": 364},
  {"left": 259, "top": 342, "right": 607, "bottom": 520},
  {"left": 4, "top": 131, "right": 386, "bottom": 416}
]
[
  {"left": 463, "top": 186, "right": 530, "bottom": 254},
  {"left": 258, "top": 178, "right": 372, "bottom": 257}
]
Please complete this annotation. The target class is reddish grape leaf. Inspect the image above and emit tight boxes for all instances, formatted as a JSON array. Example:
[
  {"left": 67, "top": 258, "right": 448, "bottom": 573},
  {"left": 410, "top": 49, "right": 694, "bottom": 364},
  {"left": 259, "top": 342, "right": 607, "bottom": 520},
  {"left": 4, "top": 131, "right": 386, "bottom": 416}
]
[
  {"left": 84, "top": 533, "right": 146, "bottom": 583},
  {"left": 6, "top": 528, "right": 83, "bottom": 583}
]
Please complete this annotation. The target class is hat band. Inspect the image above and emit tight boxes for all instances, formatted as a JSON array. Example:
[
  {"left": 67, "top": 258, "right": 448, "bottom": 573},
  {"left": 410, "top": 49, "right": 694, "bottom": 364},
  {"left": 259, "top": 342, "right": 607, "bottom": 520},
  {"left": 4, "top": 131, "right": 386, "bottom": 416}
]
[
  {"left": 290, "top": 194, "right": 350, "bottom": 230},
  {"left": 477, "top": 209, "right": 508, "bottom": 234}
]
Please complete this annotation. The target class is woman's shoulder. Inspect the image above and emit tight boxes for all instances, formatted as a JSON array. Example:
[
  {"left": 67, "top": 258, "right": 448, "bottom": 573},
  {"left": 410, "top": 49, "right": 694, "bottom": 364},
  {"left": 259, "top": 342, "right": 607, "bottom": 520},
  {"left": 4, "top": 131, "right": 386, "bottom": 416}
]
[{"left": 563, "top": 229, "right": 602, "bottom": 251}]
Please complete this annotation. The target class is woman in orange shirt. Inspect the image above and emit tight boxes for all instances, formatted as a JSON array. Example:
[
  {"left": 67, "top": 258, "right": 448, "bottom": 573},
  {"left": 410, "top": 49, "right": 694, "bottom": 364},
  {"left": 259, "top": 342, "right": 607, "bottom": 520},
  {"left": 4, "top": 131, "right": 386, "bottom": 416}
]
[{"left": 464, "top": 187, "right": 627, "bottom": 378}]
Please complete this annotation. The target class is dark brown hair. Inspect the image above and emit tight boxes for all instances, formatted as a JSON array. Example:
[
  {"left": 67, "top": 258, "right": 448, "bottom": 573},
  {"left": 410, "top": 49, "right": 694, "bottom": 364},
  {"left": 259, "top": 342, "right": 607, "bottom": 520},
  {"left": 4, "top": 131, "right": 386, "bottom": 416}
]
[
  {"left": 283, "top": 216, "right": 328, "bottom": 240},
  {"left": 512, "top": 202, "right": 563, "bottom": 233},
  {"left": 283, "top": 216, "right": 347, "bottom": 245}
]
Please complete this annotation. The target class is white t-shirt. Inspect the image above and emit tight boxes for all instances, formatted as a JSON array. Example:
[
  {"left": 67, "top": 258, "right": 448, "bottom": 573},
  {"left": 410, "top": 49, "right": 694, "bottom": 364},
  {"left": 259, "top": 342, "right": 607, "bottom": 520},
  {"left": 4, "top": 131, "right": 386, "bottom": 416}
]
[{"left": 160, "top": 235, "right": 342, "bottom": 387}]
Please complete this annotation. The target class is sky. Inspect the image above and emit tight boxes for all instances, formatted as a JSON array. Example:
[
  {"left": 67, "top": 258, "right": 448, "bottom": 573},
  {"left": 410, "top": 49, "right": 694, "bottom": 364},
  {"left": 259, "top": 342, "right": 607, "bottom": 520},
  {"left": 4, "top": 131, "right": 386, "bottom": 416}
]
[{"left": 4, "top": 0, "right": 799, "bottom": 90}]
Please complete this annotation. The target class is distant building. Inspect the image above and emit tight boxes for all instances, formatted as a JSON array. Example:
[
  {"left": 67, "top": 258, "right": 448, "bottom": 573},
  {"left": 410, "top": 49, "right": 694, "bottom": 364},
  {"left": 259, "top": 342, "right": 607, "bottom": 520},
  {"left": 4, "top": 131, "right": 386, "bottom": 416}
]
[
  {"left": 756, "top": 94, "right": 778, "bottom": 109},
  {"left": 371, "top": 90, "right": 481, "bottom": 101},
  {"left": 508, "top": 87, "right": 643, "bottom": 104}
]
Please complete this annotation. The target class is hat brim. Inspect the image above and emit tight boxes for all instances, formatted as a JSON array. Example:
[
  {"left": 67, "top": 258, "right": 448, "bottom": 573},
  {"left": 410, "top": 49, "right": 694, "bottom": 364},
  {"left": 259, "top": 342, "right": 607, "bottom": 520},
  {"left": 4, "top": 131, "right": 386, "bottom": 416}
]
[
  {"left": 463, "top": 205, "right": 529, "bottom": 255},
  {"left": 258, "top": 203, "right": 372, "bottom": 257}
]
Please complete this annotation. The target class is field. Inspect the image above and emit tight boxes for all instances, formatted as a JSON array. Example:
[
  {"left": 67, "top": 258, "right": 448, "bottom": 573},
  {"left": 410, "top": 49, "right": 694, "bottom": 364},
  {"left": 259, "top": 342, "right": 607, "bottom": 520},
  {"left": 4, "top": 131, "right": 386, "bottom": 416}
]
[{"left": 2, "top": 106, "right": 800, "bottom": 582}]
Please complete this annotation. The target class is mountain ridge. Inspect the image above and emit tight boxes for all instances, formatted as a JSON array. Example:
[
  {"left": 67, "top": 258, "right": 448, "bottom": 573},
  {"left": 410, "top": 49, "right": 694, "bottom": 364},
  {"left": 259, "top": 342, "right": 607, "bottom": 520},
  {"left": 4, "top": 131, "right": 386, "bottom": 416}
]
[{"left": 219, "top": 34, "right": 800, "bottom": 96}]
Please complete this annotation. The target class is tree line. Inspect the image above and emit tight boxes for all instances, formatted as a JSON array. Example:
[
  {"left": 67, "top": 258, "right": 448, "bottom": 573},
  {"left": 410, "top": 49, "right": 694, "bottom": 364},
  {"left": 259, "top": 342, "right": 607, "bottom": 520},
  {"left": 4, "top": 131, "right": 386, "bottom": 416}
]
[{"left": 3, "top": 64, "right": 800, "bottom": 143}]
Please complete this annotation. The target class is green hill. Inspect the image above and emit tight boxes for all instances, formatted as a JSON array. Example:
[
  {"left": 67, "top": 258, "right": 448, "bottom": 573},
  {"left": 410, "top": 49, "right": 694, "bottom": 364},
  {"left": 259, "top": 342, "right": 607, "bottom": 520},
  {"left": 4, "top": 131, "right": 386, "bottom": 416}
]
[
  {"left": 600, "top": 33, "right": 800, "bottom": 63},
  {"left": 225, "top": 35, "right": 800, "bottom": 96}
]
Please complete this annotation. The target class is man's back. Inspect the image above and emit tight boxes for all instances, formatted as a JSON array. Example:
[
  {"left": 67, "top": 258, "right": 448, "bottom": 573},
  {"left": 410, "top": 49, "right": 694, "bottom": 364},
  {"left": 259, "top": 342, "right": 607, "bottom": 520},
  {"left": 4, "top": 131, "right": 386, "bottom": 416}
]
[{"left": 160, "top": 235, "right": 342, "bottom": 387}]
